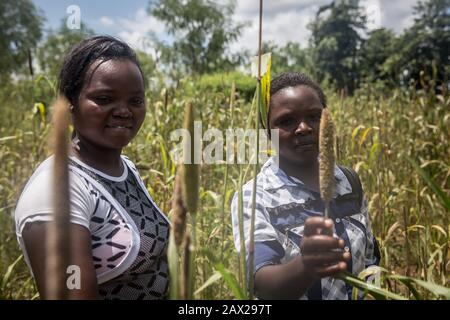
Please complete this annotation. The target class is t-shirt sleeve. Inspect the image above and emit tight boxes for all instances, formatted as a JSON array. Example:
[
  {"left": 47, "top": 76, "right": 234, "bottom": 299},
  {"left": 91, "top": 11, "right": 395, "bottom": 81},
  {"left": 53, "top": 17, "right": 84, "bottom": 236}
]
[
  {"left": 15, "top": 167, "right": 94, "bottom": 236},
  {"left": 230, "top": 187, "right": 280, "bottom": 266},
  {"left": 254, "top": 241, "right": 284, "bottom": 273}
]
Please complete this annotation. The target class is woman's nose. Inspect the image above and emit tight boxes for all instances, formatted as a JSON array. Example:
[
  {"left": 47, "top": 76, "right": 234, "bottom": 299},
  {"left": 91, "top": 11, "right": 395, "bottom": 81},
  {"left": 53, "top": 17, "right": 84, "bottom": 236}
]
[
  {"left": 295, "top": 121, "right": 312, "bottom": 135},
  {"left": 113, "top": 102, "right": 132, "bottom": 117}
]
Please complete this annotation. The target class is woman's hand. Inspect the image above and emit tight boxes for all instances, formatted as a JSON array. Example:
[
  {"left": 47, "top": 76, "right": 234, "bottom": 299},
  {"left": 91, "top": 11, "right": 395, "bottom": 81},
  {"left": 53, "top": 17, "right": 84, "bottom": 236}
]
[
  {"left": 254, "top": 216, "right": 351, "bottom": 299},
  {"left": 300, "top": 217, "right": 350, "bottom": 279}
]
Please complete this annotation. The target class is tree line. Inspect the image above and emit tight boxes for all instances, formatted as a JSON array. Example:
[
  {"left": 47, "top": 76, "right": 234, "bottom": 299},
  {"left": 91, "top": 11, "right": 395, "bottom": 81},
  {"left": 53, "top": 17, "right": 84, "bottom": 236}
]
[{"left": 1, "top": 0, "right": 449, "bottom": 94}]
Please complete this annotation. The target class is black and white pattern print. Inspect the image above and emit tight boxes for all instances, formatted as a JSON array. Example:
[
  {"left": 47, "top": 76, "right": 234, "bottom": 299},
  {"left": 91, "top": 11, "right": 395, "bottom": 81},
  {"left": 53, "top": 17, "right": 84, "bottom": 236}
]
[{"left": 69, "top": 159, "right": 170, "bottom": 300}]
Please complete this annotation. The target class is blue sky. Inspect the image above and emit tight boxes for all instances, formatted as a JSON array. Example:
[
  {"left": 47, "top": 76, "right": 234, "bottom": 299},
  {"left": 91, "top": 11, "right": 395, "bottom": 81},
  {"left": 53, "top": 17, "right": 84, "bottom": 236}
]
[
  {"left": 33, "top": 0, "right": 152, "bottom": 38},
  {"left": 32, "top": 0, "right": 420, "bottom": 55},
  {"left": 33, "top": 0, "right": 148, "bottom": 32}
]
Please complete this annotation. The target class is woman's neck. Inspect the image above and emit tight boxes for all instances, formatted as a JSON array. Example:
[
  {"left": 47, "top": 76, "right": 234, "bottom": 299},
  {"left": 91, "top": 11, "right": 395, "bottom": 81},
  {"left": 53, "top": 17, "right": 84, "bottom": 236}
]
[
  {"left": 278, "top": 157, "right": 320, "bottom": 193},
  {"left": 71, "top": 138, "right": 124, "bottom": 177}
]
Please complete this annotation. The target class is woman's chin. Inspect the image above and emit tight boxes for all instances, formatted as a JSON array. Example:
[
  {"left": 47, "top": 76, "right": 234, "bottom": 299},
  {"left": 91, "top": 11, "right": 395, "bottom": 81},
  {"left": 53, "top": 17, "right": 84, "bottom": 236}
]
[
  {"left": 100, "top": 138, "right": 132, "bottom": 151},
  {"left": 104, "top": 133, "right": 136, "bottom": 148},
  {"left": 280, "top": 152, "right": 319, "bottom": 167}
]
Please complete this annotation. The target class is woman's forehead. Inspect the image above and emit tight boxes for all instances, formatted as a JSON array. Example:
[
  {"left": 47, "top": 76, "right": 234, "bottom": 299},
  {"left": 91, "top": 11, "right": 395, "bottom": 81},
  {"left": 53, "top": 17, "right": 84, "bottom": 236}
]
[
  {"left": 271, "top": 85, "right": 322, "bottom": 109},
  {"left": 83, "top": 59, "right": 143, "bottom": 89},
  {"left": 87, "top": 59, "right": 136, "bottom": 78}
]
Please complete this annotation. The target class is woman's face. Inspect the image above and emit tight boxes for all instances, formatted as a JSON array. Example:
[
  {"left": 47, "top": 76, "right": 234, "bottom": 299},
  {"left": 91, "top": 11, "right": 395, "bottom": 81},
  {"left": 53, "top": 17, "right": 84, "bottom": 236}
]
[
  {"left": 73, "top": 59, "right": 146, "bottom": 151},
  {"left": 269, "top": 85, "right": 324, "bottom": 166}
]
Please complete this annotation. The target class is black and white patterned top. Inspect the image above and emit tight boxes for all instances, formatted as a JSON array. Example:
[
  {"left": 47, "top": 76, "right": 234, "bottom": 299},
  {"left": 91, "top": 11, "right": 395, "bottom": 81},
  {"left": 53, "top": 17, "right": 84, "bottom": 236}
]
[
  {"left": 15, "top": 155, "right": 170, "bottom": 300},
  {"left": 69, "top": 157, "right": 170, "bottom": 300}
]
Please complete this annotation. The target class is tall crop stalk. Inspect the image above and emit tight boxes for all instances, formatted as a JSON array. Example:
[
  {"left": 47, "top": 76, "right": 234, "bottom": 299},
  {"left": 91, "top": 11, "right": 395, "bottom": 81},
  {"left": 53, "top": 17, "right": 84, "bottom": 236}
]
[
  {"left": 181, "top": 101, "right": 199, "bottom": 299},
  {"left": 46, "top": 97, "right": 70, "bottom": 299},
  {"left": 319, "top": 108, "right": 336, "bottom": 218},
  {"left": 168, "top": 168, "right": 187, "bottom": 299},
  {"left": 248, "top": 0, "right": 264, "bottom": 300},
  {"left": 219, "top": 82, "right": 235, "bottom": 297}
]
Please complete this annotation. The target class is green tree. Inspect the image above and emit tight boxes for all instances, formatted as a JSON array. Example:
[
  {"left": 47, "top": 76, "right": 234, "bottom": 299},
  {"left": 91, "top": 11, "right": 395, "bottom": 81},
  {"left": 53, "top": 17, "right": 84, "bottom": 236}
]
[
  {"left": 360, "top": 28, "right": 397, "bottom": 84},
  {"left": 384, "top": 0, "right": 450, "bottom": 89},
  {"left": 267, "top": 41, "right": 314, "bottom": 77},
  {"left": 36, "top": 21, "right": 94, "bottom": 80},
  {"left": 308, "top": 0, "right": 366, "bottom": 93},
  {"left": 148, "top": 0, "right": 246, "bottom": 76},
  {"left": 0, "top": 0, "right": 43, "bottom": 80}
]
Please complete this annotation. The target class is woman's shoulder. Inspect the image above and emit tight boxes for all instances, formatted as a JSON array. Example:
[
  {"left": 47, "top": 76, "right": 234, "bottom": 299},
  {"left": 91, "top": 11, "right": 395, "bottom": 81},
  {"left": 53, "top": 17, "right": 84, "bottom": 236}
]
[
  {"left": 17, "top": 156, "right": 58, "bottom": 197},
  {"left": 17, "top": 155, "right": 102, "bottom": 212},
  {"left": 23, "top": 156, "right": 94, "bottom": 194},
  {"left": 15, "top": 156, "right": 96, "bottom": 234}
]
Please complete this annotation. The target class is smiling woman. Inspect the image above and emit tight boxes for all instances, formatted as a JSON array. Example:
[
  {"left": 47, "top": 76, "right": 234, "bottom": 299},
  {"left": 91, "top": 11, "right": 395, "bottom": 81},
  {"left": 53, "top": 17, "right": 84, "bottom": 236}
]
[
  {"left": 72, "top": 59, "right": 146, "bottom": 173},
  {"left": 14, "top": 36, "right": 170, "bottom": 300}
]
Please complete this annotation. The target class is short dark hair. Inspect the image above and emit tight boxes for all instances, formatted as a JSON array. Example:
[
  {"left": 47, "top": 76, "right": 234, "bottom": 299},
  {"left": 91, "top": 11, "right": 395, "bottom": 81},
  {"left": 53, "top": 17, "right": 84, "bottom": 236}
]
[
  {"left": 270, "top": 72, "right": 327, "bottom": 108},
  {"left": 58, "top": 35, "right": 144, "bottom": 105}
]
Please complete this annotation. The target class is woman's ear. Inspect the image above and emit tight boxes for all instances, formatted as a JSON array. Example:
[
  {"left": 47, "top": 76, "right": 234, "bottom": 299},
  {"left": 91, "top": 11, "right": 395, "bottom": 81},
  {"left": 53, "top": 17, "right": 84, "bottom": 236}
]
[{"left": 71, "top": 131, "right": 80, "bottom": 151}]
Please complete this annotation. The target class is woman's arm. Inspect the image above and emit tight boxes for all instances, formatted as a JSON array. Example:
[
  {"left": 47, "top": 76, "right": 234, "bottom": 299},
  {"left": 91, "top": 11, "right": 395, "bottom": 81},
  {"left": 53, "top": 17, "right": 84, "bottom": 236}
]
[
  {"left": 255, "top": 217, "right": 350, "bottom": 299},
  {"left": 22, "top": 221, "right": 99, "bottom": 299}
]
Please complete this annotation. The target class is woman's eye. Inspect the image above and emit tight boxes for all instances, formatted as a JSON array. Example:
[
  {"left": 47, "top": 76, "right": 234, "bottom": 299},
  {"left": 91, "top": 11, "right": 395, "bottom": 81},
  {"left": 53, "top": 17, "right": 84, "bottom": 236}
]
[
  {"left": 278, "top": 118, "right": 295, "bottom": 126},
  {"left": 130, "top": 97, "right": 144, "bottom": 106},
  {"left": 94, "top": 96, "right": 111, "bottom": 104},
  {"left": 309, "top": 114, "right": 321, "bottom": 122}
]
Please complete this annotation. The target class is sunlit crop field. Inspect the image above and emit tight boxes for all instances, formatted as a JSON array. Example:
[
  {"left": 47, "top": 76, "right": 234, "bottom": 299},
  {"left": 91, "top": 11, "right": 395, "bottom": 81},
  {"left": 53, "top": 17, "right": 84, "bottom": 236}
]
[{"left": 0, "top": 74, "right": 449, "bottom": 299}]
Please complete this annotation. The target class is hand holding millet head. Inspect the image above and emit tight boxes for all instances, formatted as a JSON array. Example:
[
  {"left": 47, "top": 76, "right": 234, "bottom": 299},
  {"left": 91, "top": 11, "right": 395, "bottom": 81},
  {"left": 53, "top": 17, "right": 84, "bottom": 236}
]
[{"left": 300, "top": 217, "right": 350, "bottom": 279}]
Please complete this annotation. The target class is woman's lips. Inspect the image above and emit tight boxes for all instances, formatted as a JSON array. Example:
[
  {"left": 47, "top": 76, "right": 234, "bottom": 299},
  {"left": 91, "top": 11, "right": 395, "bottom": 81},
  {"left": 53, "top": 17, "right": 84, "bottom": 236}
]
[
  {"left": 106, "top": 124, "right": 133, "bottom": 129},
  {"left": 294, "top": 141, "right": 317, "bottom": 147},
  {"left": 105, "top": 125, "right": 133, "bottom": 135},
  {"left": 294, "top": 142, "right": 318, "bottom": 150}
]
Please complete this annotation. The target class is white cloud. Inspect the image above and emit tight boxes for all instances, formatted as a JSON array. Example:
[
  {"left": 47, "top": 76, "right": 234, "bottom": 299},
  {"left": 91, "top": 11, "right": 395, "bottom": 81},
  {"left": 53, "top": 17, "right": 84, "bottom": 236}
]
[
  {"left": 377, "top": 0, "right": 417, "bottom": 33},
  {"left": 362, "top": 0, "right": 383, "bottom": 30},
  {"left": 101, "top": 1, "right": 419, "bottom": 61},
  {"left": 231, "top": 0, "right": 326, "bottom": 55},
  {"left": 115, "top": 8, "right": 167, "bottom": 56},
  {"left": 231, "top": 0, "right": 419, "bottom": 54},
  {"left": 99, "top": 16, "right": 114, "bottom": 27},
  {"left": 235, "top": 0, "right": 325, "bottom": 18}
]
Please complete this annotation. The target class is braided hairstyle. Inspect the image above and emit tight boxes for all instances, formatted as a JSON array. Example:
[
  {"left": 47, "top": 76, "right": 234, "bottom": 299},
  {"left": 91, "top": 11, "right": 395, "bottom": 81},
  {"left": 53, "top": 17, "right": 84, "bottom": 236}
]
[{"left": 58, "top": 35, "right": 144, "bottom": 106}]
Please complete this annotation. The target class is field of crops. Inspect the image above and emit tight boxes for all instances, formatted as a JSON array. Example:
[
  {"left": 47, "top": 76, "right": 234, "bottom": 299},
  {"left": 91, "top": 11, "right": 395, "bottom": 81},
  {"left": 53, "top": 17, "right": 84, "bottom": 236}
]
[{"left": 0, "top": 70, "right": 448, "bottom": 299}]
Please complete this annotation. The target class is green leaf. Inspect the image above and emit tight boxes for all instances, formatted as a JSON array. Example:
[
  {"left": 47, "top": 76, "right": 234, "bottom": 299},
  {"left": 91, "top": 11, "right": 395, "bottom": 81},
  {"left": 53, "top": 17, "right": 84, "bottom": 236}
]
[
  {"left": 158, "top": 137, "right": 169, "bottom": 175},
  {"left": 1, "top": 254, "right": 23, "bottom": 290},
  {"left": 389, "top": 275, "right": 450, "bottom": 299},
  {"left": 203, "top": 249, "right": 247, "bottom": 299},
  {"left": 339, "top": 271, "right": 408, "bottom": 300},
  {"left": 351, "top": 124, "right": 365, "bottom": 142},
  {"left": 406, "top": 157, "right": 450, "bottom": 211},
  {"left": 359, "top": 127, "right": 373, "bottom": 147},
  {"left": 250, "top": 53, "right": 272, "bottom": 129},
  {"left": 353, "top": 265, "right": 387, "bottom": 299},
  {"left": 391, "top": 276, "right": 423, "bottom": 300},
  {"left": 213, "top": 262, "right": 246, "bottom": 300},
  {"left": 369, "top": 142, "right": 379, "bottom": 163},
  {"left": 194, "top": 272, "right": 222, "bottom": 295}
]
